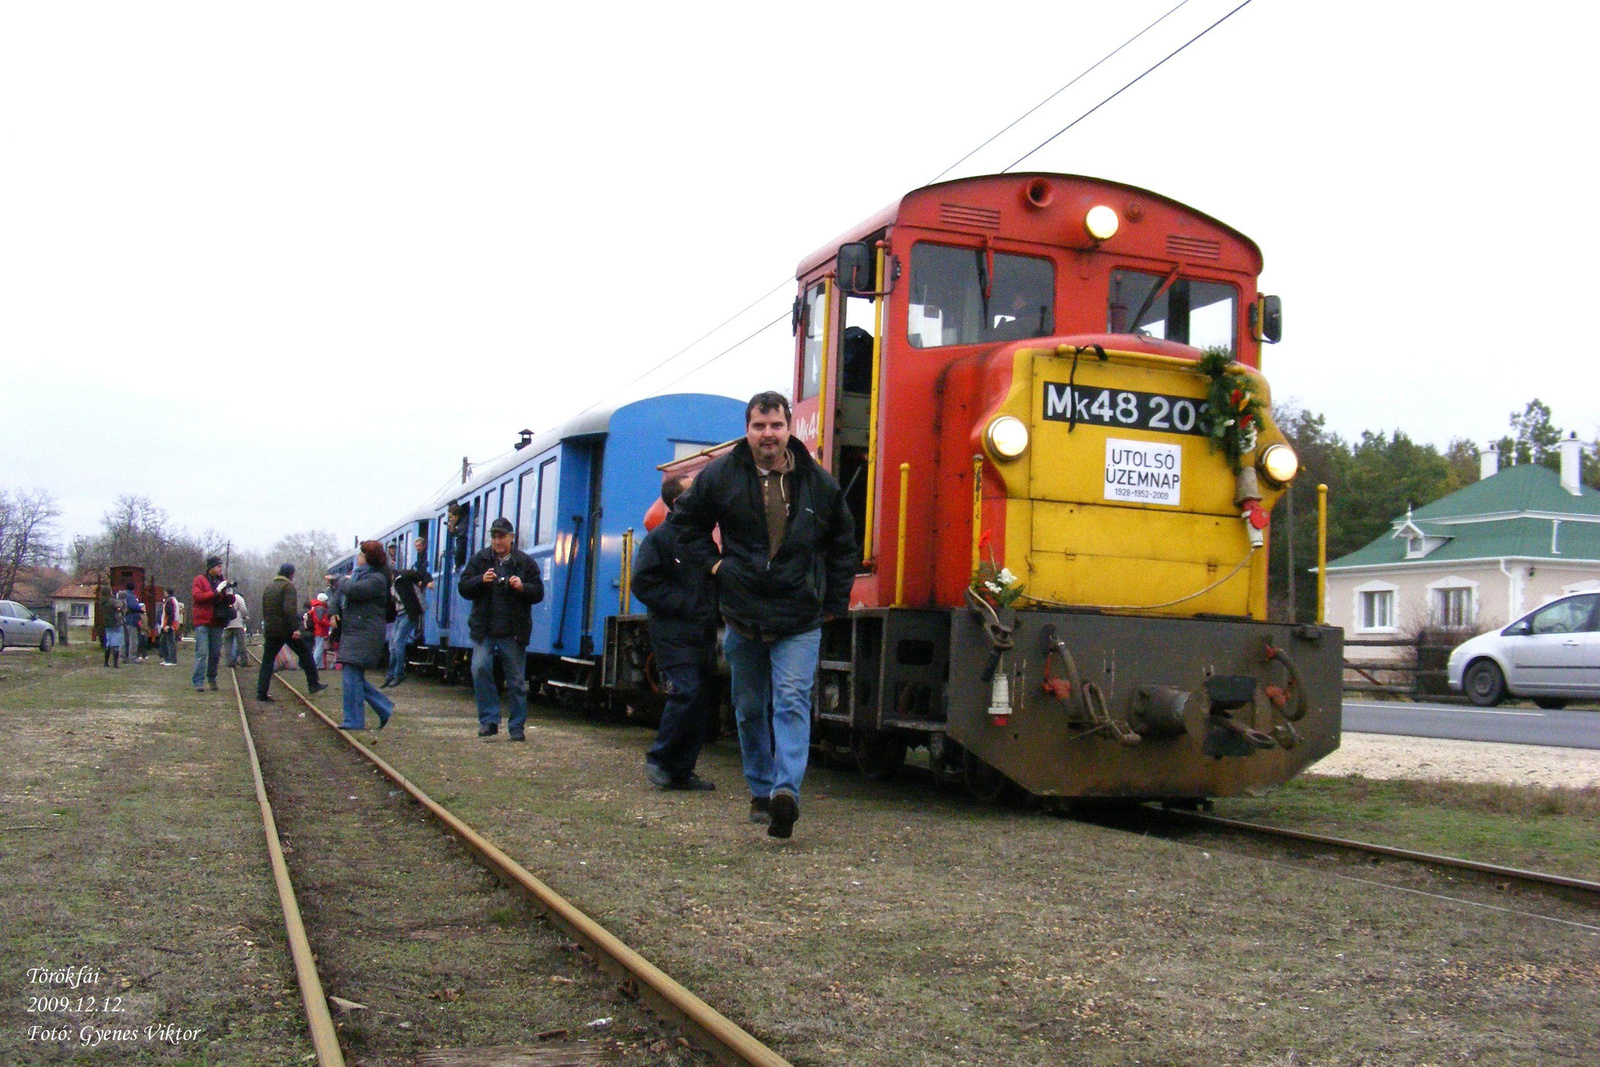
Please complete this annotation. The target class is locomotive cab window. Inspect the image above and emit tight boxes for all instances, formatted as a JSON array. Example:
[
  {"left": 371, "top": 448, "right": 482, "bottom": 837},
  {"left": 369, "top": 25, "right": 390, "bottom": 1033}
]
[
  {"left": 1109, "top": 270, "right": 1237, "bottom": 351},
  {"left": 907, "top": 243, "right": 1054, "bottom": 349},
  {"left": 797, "top": 282, "right": 826, "bottom": 400}
]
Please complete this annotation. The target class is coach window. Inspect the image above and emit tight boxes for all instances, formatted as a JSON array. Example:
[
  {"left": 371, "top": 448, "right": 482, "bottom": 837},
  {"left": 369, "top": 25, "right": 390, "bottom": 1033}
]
[
  {"left": 534, "top": 459, "right": 559, "bottom": 546},
  {"left": 517, "top": 470, "right": 536, "bottom": 548},
  {"left": 907, "top": 243, "right": 1054, "bottom": 349},
  {"left": 797, "top": 281, "right": 826, "bottom": 400},
  {"left": 1109, "top": 270, "right": 1237, "bottom": 352}
]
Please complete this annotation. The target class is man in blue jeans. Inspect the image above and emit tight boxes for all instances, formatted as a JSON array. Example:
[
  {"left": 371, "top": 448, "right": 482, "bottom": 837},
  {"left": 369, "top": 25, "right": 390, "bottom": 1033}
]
[
  {"left": 458, "top": 517, "right": 544, "bottom": 741},
  {"left": 673, "top": 391, "right": 857, "bottom": 839},
  {"left": 384, "top": 541, "right": 432, "bottom": 688}
]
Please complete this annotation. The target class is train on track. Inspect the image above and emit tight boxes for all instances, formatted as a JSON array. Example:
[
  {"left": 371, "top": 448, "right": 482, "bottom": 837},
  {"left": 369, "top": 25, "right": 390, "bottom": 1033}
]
[{"left": 342, "top": 172, "right": 1343, "bottom": 803}]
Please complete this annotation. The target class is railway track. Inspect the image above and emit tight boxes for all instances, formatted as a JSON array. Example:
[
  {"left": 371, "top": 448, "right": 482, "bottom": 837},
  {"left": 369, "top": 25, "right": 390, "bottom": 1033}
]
[
  {"left": 1152, "top": 807, "right": 1600, "bottom": 899},
  {"left": 232, "top": 667, "right": 793, "bottom": 1067}
]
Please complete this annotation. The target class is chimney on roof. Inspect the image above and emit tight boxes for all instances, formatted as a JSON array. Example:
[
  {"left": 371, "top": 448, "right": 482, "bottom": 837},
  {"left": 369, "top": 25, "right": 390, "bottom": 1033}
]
[
  {"left": 1479, "top": 442, "right": 1499, "bottom": 481},
  {"left": 515, "top": 429, "right": 533, "bottom": 450},
  {"left": 1558, "top": 432, "right": 1583, "bottom": 496}
]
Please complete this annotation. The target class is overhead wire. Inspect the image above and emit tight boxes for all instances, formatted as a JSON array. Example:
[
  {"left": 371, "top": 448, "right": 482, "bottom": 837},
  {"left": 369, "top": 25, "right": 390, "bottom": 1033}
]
[
  {"left": 552, "top": 0, "right": 1237, "bottom": 423},
  {"left": 1003, "top": 0, "right": 1257, "bottom": 172},
  {"left": 926, "top": 0, "right": 1194, "bottom": 185}
]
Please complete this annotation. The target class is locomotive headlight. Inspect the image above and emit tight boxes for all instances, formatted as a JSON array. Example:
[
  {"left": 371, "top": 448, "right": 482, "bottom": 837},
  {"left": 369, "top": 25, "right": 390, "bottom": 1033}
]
[
  {"left": 1259, "top": 443, "right": 1299, "bottom": 486},
  {"left": 985, "top": 415, "right": 1030, "bottom": 460},
  {"left": 1085, "top": 205, "right": 1119, "bottom": 241}
]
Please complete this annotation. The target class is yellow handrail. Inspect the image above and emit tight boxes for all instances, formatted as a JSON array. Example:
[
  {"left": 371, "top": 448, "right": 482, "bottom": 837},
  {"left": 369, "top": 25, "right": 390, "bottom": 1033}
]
[
  {"left": 895, "top": 463, "right": 910, "bottom": 606},
  {"left": 971, "top": 454, "right": 984, "bottom": 576},
  {"left": 1316, "top": 484, "right": 1328, "bottom": 624},
  {"left": 861, "top": 243, "right": 886, "bottom": 565},
  {"left": 620, "top": 528, "right": 634, "bottom": 615}
]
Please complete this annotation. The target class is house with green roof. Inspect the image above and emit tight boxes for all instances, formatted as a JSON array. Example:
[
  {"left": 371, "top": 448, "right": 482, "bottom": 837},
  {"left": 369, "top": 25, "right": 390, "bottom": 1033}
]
[{"left": 1324, "top": 436, "right": 1599, "bottom": 639}]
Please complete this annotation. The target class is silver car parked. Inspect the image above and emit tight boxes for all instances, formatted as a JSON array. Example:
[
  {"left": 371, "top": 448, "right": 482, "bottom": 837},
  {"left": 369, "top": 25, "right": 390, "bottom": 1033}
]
[
  {"left": 0, "top": 599, "right": 58, "bottom": 652},
  {"left": 1447, "top": 592, "right": 1600, "bottom": 709}
]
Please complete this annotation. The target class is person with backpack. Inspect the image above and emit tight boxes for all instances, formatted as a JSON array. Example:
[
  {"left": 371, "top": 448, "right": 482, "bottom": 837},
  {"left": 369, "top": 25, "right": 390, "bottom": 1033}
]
[
  {"left": 115, "top": 583, "right": 146, "bottom": 664},
  {"left": 101, "top": 590, "right": 125, "bottom": 668},
  {"left": 223, "top": 589, "right": 250, "bottom": 667}
]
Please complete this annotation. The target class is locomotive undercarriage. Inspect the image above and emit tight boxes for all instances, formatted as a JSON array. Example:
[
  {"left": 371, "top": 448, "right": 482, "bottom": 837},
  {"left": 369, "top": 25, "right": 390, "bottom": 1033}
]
[{"left": 818, "top": 606, "right": 1343, "bottom": 801}]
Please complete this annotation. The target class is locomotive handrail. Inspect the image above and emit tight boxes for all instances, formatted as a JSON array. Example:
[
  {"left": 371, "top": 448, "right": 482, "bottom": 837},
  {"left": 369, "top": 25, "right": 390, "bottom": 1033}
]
[{"left": 861, "top": 242, "right": 888, "bottom": 565}]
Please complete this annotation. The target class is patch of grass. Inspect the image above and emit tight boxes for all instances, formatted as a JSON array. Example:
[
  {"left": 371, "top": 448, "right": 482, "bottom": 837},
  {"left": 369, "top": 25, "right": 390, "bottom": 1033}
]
[{"left": 1214, "top": 776, "right": 1600, "bottom": 876}]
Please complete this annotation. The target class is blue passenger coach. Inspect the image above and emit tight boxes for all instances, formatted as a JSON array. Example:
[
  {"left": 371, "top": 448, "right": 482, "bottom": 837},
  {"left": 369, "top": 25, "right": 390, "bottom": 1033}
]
[{"left": 364, "top": 393, "right": 744, "bottom": 687}]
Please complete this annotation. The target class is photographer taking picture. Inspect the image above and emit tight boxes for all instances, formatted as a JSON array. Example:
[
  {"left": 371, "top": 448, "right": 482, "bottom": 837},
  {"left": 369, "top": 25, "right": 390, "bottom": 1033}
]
[
  {"left": 190, "top": 556, "right": 235, "bottom": 692},
  {"left": 458, "top": 516, "right": 543, "bottom": 741}
]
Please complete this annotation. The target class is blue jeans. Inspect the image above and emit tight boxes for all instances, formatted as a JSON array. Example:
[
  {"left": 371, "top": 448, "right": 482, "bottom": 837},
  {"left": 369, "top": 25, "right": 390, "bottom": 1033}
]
[
  {"left": 192, "top": 625, "right": 223, "bottom": 687},
  {"left": 159, "top": 629, "right": 177, "bottom": 664},
  {"left": 387, "top": 614, "right": 417, "bottom": 682},
  {"left": 225, "top": 628, "right": 246, "bottom": 666},
  {"left": 471, "top": 637, "right": 528, "bottom": 733},
  {"left": 722, "top": 626, "right": 821, "bottom": 800},
  {"left": 340, "top": 664, "right": 393, "bottom": 729}
]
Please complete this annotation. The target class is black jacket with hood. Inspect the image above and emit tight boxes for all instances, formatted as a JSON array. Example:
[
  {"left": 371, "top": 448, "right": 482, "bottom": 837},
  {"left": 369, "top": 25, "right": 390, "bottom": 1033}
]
[{"left": 672, "top": 437, "right": 856, "bottom": 639}]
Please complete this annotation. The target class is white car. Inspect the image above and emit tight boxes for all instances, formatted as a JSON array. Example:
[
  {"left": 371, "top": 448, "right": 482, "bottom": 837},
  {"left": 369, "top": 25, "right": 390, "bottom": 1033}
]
[
  {"left": 0, "top": 599, "right": 58, "bottom": 652},
  {"left": 1447, "top": 592, "right": 1600, "bottom": 709}
]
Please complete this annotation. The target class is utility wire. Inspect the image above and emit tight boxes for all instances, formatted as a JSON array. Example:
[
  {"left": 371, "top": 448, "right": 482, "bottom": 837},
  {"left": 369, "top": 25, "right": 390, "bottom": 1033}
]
[
  {"left": 1003, "top": 0, "right": 1256, "bottom": 172},
  {"left": 927, "top": 0, "right": 1194, "bottom": 185},
  {"left": 543, "top": 0, "right": 1255, "bottom": 433}
]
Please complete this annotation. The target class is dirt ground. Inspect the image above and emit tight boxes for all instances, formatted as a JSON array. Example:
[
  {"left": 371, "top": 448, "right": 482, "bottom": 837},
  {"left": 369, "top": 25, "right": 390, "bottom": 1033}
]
[
  {"left": 3, "top": 649, "right": 1597, "bottom": 1066},
  {"left": 1309, "top": 732, "right": 1600, "bottom": 790}
]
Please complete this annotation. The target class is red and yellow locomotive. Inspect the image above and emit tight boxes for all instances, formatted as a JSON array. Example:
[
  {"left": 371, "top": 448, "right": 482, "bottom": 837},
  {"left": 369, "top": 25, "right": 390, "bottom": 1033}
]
[{"left": 660, "top": 172, "right": 1340, "bottom": 801}]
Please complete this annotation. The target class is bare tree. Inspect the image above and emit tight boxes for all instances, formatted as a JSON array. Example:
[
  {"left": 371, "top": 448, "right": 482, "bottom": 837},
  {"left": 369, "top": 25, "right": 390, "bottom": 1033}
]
[{"left": 0, "top": 489, "right": 62, "bottom": 599}]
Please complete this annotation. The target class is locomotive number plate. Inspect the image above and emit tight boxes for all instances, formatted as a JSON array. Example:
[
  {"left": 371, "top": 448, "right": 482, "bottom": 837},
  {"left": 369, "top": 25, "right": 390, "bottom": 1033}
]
[
  {"left": 1042, "top": 382, "right": 1205, "bottom": 436},
  {"left": 1104, "top": 438, "right": 1182, "bottom": 506}
]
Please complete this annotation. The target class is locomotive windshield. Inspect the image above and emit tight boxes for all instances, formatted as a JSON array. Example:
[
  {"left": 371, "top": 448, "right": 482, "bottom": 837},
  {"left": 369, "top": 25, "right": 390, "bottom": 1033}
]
[
  {"left": 907, "top": 243, "right": 1054, "bottom": 348},
  {"left": 1108, "top": 269, "right": 1237, "bottom": 351}
]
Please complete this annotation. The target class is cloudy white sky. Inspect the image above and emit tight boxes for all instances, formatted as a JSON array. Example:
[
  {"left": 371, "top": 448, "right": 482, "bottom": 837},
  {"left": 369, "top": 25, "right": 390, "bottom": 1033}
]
[{"left": 4, "top": 1, "right": 1595, "bottom": 553}]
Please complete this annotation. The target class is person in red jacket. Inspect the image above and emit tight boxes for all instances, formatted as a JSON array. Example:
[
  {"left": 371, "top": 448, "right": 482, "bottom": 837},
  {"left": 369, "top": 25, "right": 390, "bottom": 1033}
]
[
  {"left": 190, "top": 555, "right": 235, "bottom": 691},
  {"left": 309, "top": 593, "right": 334, "bottom": 668}
]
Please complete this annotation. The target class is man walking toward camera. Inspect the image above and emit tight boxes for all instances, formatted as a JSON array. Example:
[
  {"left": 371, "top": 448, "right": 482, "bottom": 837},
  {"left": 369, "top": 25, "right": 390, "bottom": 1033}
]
[
  {"left": 674, "top": 391, "right": 856, "bottom": 839},
  {"left": 458, "top": 516, "right": 544, "bottom": 741}
]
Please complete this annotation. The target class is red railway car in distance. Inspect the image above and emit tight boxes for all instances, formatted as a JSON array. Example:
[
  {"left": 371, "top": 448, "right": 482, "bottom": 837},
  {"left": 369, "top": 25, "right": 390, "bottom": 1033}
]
[{"left": 638, "top": 172, "right": 1338, "bottom": 803}]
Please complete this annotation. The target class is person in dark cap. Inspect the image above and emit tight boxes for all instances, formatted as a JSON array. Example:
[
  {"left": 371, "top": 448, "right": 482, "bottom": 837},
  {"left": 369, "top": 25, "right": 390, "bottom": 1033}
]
[
  {"left": 190, "top": 555, "right": 234, "bottom": 691},
  {"left": 458, "top": 515, "right": 543, "bottom": 740},
  {"left": 256, "top": 563, "right": 326, "bottom": 702}
]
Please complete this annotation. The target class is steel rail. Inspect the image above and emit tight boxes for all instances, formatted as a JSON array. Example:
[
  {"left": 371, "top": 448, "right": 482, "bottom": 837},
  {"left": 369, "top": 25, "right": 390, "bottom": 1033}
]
[
  {"left": 1158, "top": 808, "right": 1600, "bottom": 897},
  {"left": 271, "top": 674, "right": 794, "bottom": 1067},
  {"left": 228, "top": 670, "right": 346, "bottom": 1067}
]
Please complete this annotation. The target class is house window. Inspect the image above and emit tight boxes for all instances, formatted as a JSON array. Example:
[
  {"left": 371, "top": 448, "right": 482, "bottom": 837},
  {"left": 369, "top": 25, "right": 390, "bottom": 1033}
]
[
  {"left": 1359, "top": 589, "right": 1394, "bottom": 630},
  {"left": 1434, "top": 587, "right": 1473, "bottom": 628},
  {"left": 70, "top": 603, "right": 90, "bottom": 619}
]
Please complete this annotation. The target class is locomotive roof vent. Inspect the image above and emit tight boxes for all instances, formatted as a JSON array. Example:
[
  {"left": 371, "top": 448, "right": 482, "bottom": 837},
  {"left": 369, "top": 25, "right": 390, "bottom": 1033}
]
[{"left": 515, "top": 429, "right": 534, "bottom": 450}]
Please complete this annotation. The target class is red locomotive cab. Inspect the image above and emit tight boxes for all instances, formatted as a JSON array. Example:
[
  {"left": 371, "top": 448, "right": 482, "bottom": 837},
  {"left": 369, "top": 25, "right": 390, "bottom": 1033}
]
[{"left": 789, "top": 173, "right": 1284, "bottom": 613}]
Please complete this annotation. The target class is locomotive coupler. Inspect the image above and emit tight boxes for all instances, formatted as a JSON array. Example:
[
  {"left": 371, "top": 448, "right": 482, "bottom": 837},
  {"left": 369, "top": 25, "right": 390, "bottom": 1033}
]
[{"left": 1201, "top": 674, "right": 1276, "bottom": 758}]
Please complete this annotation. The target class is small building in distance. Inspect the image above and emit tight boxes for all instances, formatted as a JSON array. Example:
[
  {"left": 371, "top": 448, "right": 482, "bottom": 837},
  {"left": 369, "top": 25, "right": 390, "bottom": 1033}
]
[
  {"left": 51, "top": 579, "right": 102, "bottom": 633},
  {"left": 1324, "top": 435, "right": 1599, "bottom": 642}
]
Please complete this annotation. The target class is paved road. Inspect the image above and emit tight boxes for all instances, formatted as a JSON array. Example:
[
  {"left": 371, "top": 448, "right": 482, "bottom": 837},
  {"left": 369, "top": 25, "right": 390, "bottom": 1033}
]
[{"left": 1342, "top": 699, "right": 1600, "bottom": 749}]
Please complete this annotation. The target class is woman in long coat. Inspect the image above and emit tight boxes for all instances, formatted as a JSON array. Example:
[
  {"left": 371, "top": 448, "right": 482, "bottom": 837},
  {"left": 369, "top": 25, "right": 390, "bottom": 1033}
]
[{"left": 335, "top": 540, "right": 395, "bottom": 729}]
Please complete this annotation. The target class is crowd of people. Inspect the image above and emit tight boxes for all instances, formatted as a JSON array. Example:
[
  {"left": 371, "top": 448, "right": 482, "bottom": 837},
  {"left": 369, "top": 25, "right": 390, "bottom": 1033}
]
[{"left": 154, "top": 392, "right": 851, "bottom": 842}]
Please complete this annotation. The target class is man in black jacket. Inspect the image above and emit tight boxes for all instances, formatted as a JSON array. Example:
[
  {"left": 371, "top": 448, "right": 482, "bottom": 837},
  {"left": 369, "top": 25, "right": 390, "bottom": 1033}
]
[
  {"left": 673, "top": 391, "right": 856, "bottom": 838},
  {"left": 458, "top": 516, "right": 544, "bottom": 741},
  {"left": 384, "top": 546, "right": 433, "bottom": 689},
  {"left": 256, "top": 564, "right": 326, "bottom": 701},
  {"left": 633, "top": 475, "right": 719, "bottom": 792}
]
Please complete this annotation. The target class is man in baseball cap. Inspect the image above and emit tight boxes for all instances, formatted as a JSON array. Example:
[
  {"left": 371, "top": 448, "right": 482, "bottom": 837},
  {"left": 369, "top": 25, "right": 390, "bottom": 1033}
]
[{"left": 458, "top": 515, "right": 544, "bottom": 740}]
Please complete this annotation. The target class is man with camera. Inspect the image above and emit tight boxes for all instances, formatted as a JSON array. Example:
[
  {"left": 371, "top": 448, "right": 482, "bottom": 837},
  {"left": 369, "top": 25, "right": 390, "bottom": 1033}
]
[
  {"left": 190, "top": 555, "right": 235, "bottom": 692},
  {"left": 458, "top": 516, "right": 544, "bottom": 741}
]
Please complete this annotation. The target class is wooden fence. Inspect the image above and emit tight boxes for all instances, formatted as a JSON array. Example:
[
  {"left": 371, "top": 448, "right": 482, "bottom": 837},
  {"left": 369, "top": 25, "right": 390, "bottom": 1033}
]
[{"left": 1343, "top": 635, "right": 1456, "bottom": 699}]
